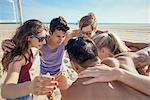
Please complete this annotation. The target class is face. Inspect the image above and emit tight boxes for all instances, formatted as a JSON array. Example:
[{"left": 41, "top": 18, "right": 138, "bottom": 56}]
[
  {"left": 81, "top": 25, "right": 95, "bottom": 38},
  {"left": 29, "top": 30, "right": 47, "bottom": 49},
  {"left": 50, "top": 29, "right": 66, "bottom": 47}
]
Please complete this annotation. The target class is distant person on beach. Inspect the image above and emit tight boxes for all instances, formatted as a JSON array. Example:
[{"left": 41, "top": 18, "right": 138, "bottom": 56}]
[
  {"left": 62, "top": 36, "right": 150, "bottom": 100},
  {"left": 1, "top": 19, "right": 58, "bottom": 99},
  {"left": 93, "top": 33, "right": 150, "bottom": 75},
  {"left": 78, "top": 12, "right": 150, "bottom": 51}
]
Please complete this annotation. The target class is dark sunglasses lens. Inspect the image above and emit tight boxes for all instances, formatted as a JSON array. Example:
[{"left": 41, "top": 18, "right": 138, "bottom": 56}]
[
  {"left": 38, "top": 37, "right": 45, "bottom": 42},
  {"left": 35, "top": 36, "right": 47, "bottom": 42}
]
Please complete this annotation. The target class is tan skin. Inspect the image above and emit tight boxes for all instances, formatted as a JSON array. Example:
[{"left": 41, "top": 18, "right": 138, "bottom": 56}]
[
  {"left": 62, "top": 60, "right": 150, "bottom": 100},
  {"left": 79, "top": 47, "right": 150, "bottom": 96},
  {"left": 1, "top": 30, "right": 58, "bottom": 99},
  {"left": 1, "top": 29, "right": 77, "bottom": 92}
]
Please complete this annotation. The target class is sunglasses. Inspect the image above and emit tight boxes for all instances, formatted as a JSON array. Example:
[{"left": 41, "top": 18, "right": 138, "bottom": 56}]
[{"left": 34, "top": 35, "right": 48, "bottom": 42}]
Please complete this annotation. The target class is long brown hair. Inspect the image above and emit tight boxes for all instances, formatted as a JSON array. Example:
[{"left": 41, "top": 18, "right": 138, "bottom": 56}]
[{"left": 2, "top": 19, "right": 45, "bottom": 71}]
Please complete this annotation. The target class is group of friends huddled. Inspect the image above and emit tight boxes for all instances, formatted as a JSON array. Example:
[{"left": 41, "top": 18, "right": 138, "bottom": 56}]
[{"left": 1, "top": 12, "right": 150, "bottom": 100}]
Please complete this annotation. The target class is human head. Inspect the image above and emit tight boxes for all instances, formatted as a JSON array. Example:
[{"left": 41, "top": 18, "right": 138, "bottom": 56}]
[
  {"left": 49, "top": 16, "right": 70, "bottom": 46},
  {"left": 93, "top": 32, "right": 129, "bottom": 60},
  {"left": 66, "top": 35, "right": 99, "bottom": 72},
  {"left": 2, "top": 19, "right": 47, "bottom": 71},
  {"left": 79, "top": 12, "right": 97, "bottom": 37}
]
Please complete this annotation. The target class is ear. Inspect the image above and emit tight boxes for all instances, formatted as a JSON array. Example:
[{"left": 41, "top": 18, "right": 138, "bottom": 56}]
[
  {"left": 100, "top": 47, "right": 106, "bottom": 53},
  {"left": 27, "top": 36, "right": 33, "bottom": 41},
  {"left": 70, "top": 61, "right": 79, "bottom": 71},
  {"left": 99, "top": 47, "right": 112, "bottom": 59}
]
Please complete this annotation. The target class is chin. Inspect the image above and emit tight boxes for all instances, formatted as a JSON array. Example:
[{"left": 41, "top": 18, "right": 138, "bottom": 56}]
[{"left": 36, "top": 45, "right": 42, "bottom": 49}]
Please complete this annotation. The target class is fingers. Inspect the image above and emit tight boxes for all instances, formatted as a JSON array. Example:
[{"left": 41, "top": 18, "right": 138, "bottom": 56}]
[
  {"left": 34, "top": 86, "right": 56, "bottom": 95},
  {"left": 79, "top": 71, "right": 98, "bottom": 78},
  {"left": 4, "top": 40, "right": 15, "bottom": 47},
  {"left": 82, "top": 78, "right": 99, "bottom": 85},
  {"left": 37, "top": 75, "right": 55, "bottom": 82},
  {"left": 2, "top": 39, "right": 15, "bottom": 53},
  {"left": 146, "top": 65, "right": 150, "bottom": 73},
  {"left": 55, "top": 72, "right": 68, "bottom": 90},
  {"left": 33, "top": 76, "right": 58, "bottom": 95}
]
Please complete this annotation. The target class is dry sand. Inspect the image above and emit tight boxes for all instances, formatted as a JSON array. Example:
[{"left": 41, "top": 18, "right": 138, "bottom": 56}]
[{"left": 0, "top": 23, "right": 150, "bottom": 100}]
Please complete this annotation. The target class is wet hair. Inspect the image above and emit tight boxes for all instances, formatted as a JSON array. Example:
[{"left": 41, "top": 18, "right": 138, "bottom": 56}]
[
  {"left": 2, "top": 19, "right": 45, "bottom": 71},
  {"left": 66, "top": 35, "right": 98, "bottom": 68},
  {"left": 79, "top": 12, "right": 97, "bottom": 31},
  {"left": 93, "top": 32, "right": 130, "bottom": 55},
  {"left": 50, "top": 16, "right": 70, "bottom": 34}
]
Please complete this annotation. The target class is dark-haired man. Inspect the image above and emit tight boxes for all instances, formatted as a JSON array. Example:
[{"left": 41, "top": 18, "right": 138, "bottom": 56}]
[{"left": 62, "top": 36, "right": 150, "bottom": 100}]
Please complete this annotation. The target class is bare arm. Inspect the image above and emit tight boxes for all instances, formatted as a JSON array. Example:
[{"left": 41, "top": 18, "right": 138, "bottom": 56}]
[
  {"left": 118, "top": 68, "right": 150, "bottom": 96},
  {"left": 79, "top": 65, "right": 150, "bottom": 96},
  {"left": 124, "top": 41, "right": 150, "bottom": 51},
  {"left": 1, "top": 56, "right": 57, "bottom": 98},
  {"left": 64, "top": 29, "right": 81, "bottom": 45},
  {"left": 1, "top": 56, "right": 29, "bottom": 98}
]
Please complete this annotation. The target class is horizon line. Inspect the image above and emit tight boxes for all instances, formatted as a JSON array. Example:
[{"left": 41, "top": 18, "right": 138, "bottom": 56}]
[{"left": 0, "top": 22, "right": 150, "bottom": 24}]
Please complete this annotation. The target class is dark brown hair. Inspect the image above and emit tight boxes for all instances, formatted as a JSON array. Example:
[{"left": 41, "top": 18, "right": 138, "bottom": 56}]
[
  {"left": 50, "top": 16, "right": 69, "bottom": 34},
  {"left": 79, "top": 12, "right": 97, "bottom": 31},
  {"left": 66, "top": 35, "right": 98, "bottom": 68},
  {"left": 2, "top": 19, "right": 45, "bottom": 71}
]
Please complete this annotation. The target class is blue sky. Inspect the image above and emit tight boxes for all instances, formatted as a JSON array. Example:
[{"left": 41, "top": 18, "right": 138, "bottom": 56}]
[{"left": 0, "top": 0, "right": 150, "bottom": 23}]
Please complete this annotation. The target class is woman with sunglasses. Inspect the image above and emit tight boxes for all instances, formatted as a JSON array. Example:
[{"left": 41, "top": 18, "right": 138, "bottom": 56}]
[{"left": 1, "top": 19, "right": 58, "bottom": 99}]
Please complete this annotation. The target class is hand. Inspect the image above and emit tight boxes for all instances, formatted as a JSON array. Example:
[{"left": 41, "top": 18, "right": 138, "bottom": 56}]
[
  {"left": 137, "top": 65, "right": 150, "bottom": 76},
  {"left": 30, "top": 74, "right": 58, "bottom": 95},
  {"left": 79, "top": 64, "right": 122, "bottom": 85},
  {"left": 55, "top": 71, "right": 68, "bottom": 90},
  {"left": 1, "top": 39, "right": 15, "bottom": 54},
  {"left": 72, "top": 29, "right": 82, "bottom": 36}
]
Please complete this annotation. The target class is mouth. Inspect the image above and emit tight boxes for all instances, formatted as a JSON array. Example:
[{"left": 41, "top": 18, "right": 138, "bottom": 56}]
[{"left": 57, "top": 41, "right": 62, "bottom": 44}]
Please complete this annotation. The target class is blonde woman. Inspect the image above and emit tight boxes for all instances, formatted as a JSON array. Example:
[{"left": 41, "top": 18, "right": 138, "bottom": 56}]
[{"left": 93, "top": 32, "right": 130, "bottom": 60}]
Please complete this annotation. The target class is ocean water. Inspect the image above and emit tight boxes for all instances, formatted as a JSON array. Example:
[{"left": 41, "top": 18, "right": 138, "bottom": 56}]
[
  {"left": 68, "top": 23, "right": 150, "bottom": 43},
  {"left": 0, "top": 23, "right": 150, "bottom": 43}
]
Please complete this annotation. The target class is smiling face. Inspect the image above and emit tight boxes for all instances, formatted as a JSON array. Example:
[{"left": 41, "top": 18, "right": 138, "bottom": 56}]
[
  {"left": 50, "top": 29, "right": 66, "bottom": 47},
  {"left": 81, "top": 25, "right": 96, "bottom": 38},
  {"left": 29, "top": 30, "right": 47, "bottom": 49}
]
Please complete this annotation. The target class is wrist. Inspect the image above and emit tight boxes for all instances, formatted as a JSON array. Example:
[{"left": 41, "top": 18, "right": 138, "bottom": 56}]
[
  {"left": 28, "top": 81, "right": 34, "bottom": 94},
  {"left": 113, "top": 67, "right": 124, "bottom": 81}
]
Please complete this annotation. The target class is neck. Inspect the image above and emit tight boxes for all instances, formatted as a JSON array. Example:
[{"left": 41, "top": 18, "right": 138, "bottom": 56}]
[{"left": 47, "top": 38, "right": 58, "bottom": 49}]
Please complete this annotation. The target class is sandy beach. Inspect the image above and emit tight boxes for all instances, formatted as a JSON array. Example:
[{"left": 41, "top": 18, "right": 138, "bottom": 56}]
[{"left": 0, "top": 23, "right": 150, "bottom": 100}]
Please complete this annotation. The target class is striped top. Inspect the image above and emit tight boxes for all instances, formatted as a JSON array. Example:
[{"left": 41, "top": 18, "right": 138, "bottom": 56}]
[{"left": 40, "top": 43, "right": 65, "bottom": 75}]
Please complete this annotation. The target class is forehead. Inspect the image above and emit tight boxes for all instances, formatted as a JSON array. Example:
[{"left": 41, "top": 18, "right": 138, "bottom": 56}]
[
  {"left": 37, "top": 30, "right": 47, "bottom": 37},
  {"left": 82, "top": 25, "right": 92, "bottom": 32},
  {"left": 54, "top": 29, "right": 66, "bottom": 35}
]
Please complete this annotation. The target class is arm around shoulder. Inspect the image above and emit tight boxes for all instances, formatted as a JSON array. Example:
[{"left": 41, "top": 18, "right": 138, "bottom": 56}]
[{"left": 117, "top": 68, "right": 150, "bottom": 96}]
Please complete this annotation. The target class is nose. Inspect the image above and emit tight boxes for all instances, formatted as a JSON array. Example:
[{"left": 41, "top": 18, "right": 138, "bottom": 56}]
[
  {"left": 59, "top": 37, "right": 64, "bottom": 42},
  {"left": 42, "top": 39, "right": 46, "bottom": 44}
]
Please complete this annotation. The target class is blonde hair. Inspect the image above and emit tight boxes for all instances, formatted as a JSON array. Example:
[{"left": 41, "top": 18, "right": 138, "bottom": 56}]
[
  {"left": 79, "top": 12, "right": 97, "bottom": 30},
  {"left": 93, "top": 32, "right": 130, "bottom": 55}
]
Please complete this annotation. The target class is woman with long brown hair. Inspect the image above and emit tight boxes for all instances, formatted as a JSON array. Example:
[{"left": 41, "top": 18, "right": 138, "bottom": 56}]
[{"left": 1, "top": 19, "right": 57, "bottom": 99}]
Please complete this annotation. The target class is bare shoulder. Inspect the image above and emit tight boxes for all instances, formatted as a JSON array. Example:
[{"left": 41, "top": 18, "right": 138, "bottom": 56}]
[
  {"left": 3, "top": 55, "right": 26, "bottom": 84},
  {"left": 8, "top": 55, "right": 26, "bottom": 71},
  {"left": 116, "top": 55, "right": 138, "bottom": 74}
]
